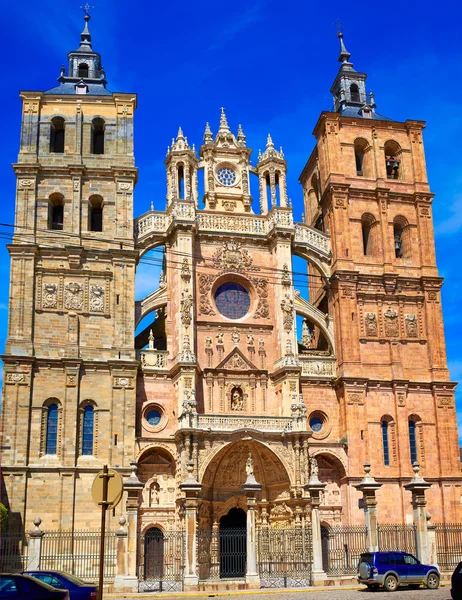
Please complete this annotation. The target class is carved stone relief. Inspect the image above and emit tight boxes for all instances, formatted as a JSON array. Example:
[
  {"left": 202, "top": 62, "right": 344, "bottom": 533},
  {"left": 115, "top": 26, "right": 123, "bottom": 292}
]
[
  {"left": 64, "top": 282, "right": 83, "bottom": 310},
  {"left": 365, "top": 312, "right": 378, "bottom": 337},
  {"left": 211, "top": 240, "right": 257, "bottom": 274},
  {"left": 252, "top": 278, "right": 270, "bottom": 319},
  {"left": 90, "top": 285, "right": 105, "bottom": 312},
  {"left": 42, "top": 283, "right": 58, "bottom": 309},
  {"left": 281, "top": 293, "right": 294, "bottom": 331},
  {"left": 384, "top": 308, "right": 399, "bottom": 337},
  {"left": 405, "top": 314, "right": 418, "bottom": 337},
  {"left": 180, "top": 288, "right": 193, "bottom": 326},
  {"left": 198, "top": 273, "right": 216, "bottom": 316}
]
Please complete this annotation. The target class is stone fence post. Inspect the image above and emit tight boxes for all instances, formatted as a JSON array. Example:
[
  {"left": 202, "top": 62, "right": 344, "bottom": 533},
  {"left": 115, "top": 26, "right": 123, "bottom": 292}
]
[
  {"left": 113, "top": 517, "right": 128, "bottom": 590},
  {"left": 241, "top": 456, "right": 262, "bottom": 589},
  {"left": 354, "top": 462, "right": 382, "bottom": 552},
  {"left": 180, "top": 461, "right": 202, "bottom": 590},
  {"left": 304, "top": 458, "right": 327, "bottom": 586},
  {"left": 404, "top": 462, "right": 431, "bottom": 565},
  {"left": 27, "top": 517, "right": 43, "bottom": 571}
]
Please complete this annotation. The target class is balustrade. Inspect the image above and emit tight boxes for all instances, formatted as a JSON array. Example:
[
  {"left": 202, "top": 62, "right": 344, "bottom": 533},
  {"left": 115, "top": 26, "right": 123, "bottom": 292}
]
[{"left": 137, "top": 350, "right": 169, "bottom": 370}]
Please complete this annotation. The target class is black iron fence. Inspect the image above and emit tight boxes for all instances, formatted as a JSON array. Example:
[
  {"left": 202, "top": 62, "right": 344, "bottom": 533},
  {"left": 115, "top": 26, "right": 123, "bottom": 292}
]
[
  {"left": 0, "top": 532, "right": 29, "bottom": 572},
  {"left": 258, "top": 526, "right": 312, "bottom": 588},
  {"left": 434, "top": 523, "right": 462, "bottom": 571},
  {"left": 138, "top": 529, "right": 184, "bottom": 592},
  {"left": 321, "top": 525, "right": 367, "bottom": 575},
  {"left": 378, "top": 524, "right": 417, "bottom": 554},
  {"left": 41, "top": 530, "right": 116, "bottom": 581}
]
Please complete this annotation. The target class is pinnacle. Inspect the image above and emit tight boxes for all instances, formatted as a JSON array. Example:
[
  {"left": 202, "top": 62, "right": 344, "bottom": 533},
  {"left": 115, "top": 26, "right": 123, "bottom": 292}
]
[
  {"left": 203, "top": 121, "right": 213, "bottom": 143},
  {"left": 177, "top": 126, "right": 184, "bottom": 140},
  {"left": 218, "top": 107, "right": 230, "bottom": 132},
  {"left": 266, "top": 133, "right": 274, "bottom": 148}
]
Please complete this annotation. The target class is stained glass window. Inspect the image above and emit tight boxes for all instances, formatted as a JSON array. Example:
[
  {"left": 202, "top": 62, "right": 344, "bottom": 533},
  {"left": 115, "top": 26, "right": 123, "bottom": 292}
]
[
  {"left": 82, "top": 405, "right": 94, "bottom": 456},
  {"left": 310, "top": 417, "right": 323, "bottom": 433},
  {"left": 146, "top": 409, "right": 162, "bottom": 426},
  {"left": 382, "top": 420, "right": 390, "bottom": 466},
  {"left": 409, "top": 420, "right": 417, "bottom": 464},
  {"left": 215, "top": 283, "right": 250, "bottom": 320},
  {"left": 217, "top": 167, "right": 237, "bottom": 187},
  {"left": 46, "top": 404, "right": 58, "bottom": 455}
]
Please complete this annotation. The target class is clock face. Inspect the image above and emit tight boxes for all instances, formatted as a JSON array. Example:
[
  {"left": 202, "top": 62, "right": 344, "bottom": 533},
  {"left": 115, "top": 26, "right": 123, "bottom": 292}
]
[{"left": 217, "top": 167, "right": 237, "bottom": 187}]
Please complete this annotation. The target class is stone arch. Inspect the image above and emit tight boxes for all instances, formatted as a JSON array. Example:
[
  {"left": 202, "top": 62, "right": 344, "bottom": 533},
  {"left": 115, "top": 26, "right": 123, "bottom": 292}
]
[
  {"left": 294, "top": 294, "right": 335, "bottom": 354},
  {"left": 310, "top": 451, "right": 348, "bottom": 525},
  {"left": 309, "top": 449, "right": 347, "bottom": 475},
  {"left": 141, "top": 521, "right": 167, "bottom": 536},
  {"left": 137, "top": 445, "right": 177, "bottom": 509},
  {"left": 292, "top": 248, "right": 330, "bottom": 280},
  {"left": 137, "top": 238, "right": 168, "bottom": 260},
  {"left": 135, "top": 290, "right": 167, "bottom": 328},
  {"left": 200, "top": 439, "right": 292, "bottom": 504}
]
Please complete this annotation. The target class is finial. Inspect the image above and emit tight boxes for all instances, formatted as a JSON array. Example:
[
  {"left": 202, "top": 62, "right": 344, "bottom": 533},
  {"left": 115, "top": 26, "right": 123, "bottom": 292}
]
[
  {"left": 60, "top": 64, "right": 65, "bottom": 77},
  {"left": 177, "top": 126, "right": 184, "bottom": 141},
  {"left": 203, "top": 121, "right": 213, "bottom": 143},
  {"left": 150, "top": 200, "right": 154, "bottom": 211},
  {"left": 81, "top": 3, "right": 94, "bottom": 17},
  {"left": 369, "top": 90, "right": 376, "bottom": 107},
  {"left": 412, "top": 461, "right": 420, "bottom": 477},
  {"left": 237, "top": 123, "right": 246, "bottom": 145},
  {"left": 266, "top": 133, "right": 274, "bottom": 148},
  {"left": 337, "top": 28, "right": 351, "bottom": 64},
  {"left": 279, "top": 146, "right": 284, "bottom": 157},
  {"left": 218, "top": 107, "right": 230, "bottom": 132}
]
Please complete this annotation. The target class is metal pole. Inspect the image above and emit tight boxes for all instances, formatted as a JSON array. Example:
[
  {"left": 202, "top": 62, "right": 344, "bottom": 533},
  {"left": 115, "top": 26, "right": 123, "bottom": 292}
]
[{"left": 97, "top": 465, "right": 113, "bottom": 600}]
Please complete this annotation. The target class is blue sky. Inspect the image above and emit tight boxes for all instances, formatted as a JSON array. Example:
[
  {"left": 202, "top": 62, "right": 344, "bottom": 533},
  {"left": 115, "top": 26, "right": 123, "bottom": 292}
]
[{"left": 1, "top": 0, "right": 461, "bottom": 441}]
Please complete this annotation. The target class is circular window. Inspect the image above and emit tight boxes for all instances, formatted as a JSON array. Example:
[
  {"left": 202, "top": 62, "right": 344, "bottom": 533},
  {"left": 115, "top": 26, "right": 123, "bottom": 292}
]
[
  {"left": 146, "top": 409, "right": 161, "bottom": 426},
  {"left": 215, "top": 282, "right": 250, "bottom": 320},
  {"left": 217, "top": 167, "right": 237, "bottom": 187},
  {"left": 310, "top": 417, "right": 323, "bottom": 432}
]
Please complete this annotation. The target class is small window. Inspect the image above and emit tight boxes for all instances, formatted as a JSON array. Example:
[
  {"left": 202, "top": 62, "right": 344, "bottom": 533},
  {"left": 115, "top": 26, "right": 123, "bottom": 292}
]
[
  {"left": 384, "top": 141, "right": 401, "bottom": 180},
  {"left": 89, "top": 195, "right": 103, "bottom": 232},
  {"left": 355, "top": 150, "right": 364, "bottom": 175},
  {"left": 50, "top": 117, "right": 65, "bottom": 153},
  {"left": 91, "top": 118, "right": 105, "bottom": 155},
  {"left": 409, "top": 420, "right": 418, "bottom": 463},
  {"left": 275, "top": 172, "right": 281, "bottom": 205},
  {"left": 78, "top": 63, "right": 89, "bottom": 78},
  {"left": 350, "top": 83, "right": 360, "bottom": 103},
  {"left": 361, "top": 214, "right": 377, "bottom": 257},
  {"left": 82, "top": 405, "right": 94, "bottom": 456},
  {"left": 178, "top": 165, "right": 184, "bottom": 199},
  {"left": 46, "top": 404, "right": 58, "bottom": 455},
  {"left": 49, "top": 194, "right": 64, "bottom": 231},
  {"left": 382, "top": 420, "right": 390, "bottom": 466}
]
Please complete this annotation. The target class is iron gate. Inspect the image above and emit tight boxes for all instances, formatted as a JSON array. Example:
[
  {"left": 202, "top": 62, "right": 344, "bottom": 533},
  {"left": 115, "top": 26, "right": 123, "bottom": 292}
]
[
  {"left": 378, "top": 524, "right": 417, "bottom": 554},
  {"left": 257, "top": 527, "right": 312, "bottom": 588},
  {"left": 321, "top": 525, "right": 367, "bottom": 575},
  {"left": 197, "top": 527, "right": 246, "bottom": 580},
  {"left": 138, "top": 528, "right": 184, "bottom": 592}
]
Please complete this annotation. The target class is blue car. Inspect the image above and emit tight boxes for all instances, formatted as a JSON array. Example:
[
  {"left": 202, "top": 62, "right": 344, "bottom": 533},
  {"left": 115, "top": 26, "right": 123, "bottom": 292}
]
[
  {"left": 0, "top": 573, "right": 68, "bottom": 599},
  {"left": 357, "top": 551, "right": 440, "bottom": 592},
  {"left": 23, "top": 572, "right": 96, "bottom": 600}
]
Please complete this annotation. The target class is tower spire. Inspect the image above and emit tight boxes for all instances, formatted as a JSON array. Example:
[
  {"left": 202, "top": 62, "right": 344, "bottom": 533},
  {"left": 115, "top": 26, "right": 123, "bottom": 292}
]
[
  {"left": 218, "top": 107, "right": 230, "bottom": 132},
  {"left": 337, "top": 28, "right": 351, "bottom": 65},
  {"left": 79, "top": 4, "right": 94, "bottom": 50}
]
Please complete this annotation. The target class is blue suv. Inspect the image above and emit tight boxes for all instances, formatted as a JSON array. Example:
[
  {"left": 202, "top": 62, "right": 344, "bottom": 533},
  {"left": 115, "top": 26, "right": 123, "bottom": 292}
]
[{"left": 357, "top": 551, "right": 440, "bottom": 592}]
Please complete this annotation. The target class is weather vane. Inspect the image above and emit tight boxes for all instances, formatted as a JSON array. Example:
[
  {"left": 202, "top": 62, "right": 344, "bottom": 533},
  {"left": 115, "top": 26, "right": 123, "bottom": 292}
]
[
  {"left": 334, "top": 20, "right": 343, "bottom": 33},
  {"left": 81, "top": 4, "right": 94, "bottom": 16}
]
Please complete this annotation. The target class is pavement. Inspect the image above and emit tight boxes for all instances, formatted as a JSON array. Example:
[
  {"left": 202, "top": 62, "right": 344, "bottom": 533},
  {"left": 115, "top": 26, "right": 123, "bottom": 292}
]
[{"left": 105, "top": 585, "right": 452, "bottom": 600}]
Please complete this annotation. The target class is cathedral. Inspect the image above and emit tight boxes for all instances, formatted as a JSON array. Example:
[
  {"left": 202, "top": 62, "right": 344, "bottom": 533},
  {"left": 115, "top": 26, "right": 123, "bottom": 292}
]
[{"left": 1, "top": 9, "right": 461, "bottom": 591}]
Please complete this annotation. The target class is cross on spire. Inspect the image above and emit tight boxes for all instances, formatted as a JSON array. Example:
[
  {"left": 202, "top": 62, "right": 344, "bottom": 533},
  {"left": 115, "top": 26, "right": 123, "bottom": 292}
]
[
  {"left": 334, "top": 20, "right": 343, "bottom": 33},
  {"left": 81, "top": 4, "right": 94, "bottom": 16}
]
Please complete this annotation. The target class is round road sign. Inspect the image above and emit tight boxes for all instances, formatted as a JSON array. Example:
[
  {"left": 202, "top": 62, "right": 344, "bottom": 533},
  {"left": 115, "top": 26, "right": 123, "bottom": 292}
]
[{"left": 91, "top": 468, "right": 124, "bottom": 510}]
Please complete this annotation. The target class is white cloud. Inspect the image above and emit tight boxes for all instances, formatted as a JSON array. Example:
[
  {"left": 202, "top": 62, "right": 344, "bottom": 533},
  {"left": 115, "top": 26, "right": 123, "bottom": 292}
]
[{"left": 435, "top": 193, "right": 462, "bottom": 236}]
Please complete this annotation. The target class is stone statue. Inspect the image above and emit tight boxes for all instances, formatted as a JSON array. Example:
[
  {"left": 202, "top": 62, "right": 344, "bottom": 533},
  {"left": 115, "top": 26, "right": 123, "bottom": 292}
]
[
  {"left": 247, "top": 333, "right": 254, "bottom": 346},
  {"left": 205, "top": 336, "right": 212, "bottom": 349},
  {"left": 231, "top": 388, "right": 244, "bottom": 410},
  {"left": 231, "top": 328, "right": 240, "bottom": 345},
  {"left": 310, "top": 456, "right": 319, "bottom": 479},
  {"left": 246, "top": 452, "right": 254, "bottom": 477},
  {"left": 216, "top": 330, "right": 224, "bottom": 344}
]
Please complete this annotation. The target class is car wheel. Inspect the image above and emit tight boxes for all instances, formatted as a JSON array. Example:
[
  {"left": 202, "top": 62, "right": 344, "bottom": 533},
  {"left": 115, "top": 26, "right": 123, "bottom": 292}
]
[
  {"left": 426, "top": 573, "right": 439, "bottom": 589},
  {"left": 384, "top": 574, "right": 398, "bottom": 592}
]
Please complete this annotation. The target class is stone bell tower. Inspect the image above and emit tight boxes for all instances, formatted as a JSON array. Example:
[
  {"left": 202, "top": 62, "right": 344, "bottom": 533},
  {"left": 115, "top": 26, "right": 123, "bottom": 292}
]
[
  {"left": 1, "top": 9, "right": 138, "bottom": 530},
  {"left": 300, "top": 30, "right": 460, "bottom": 520}
]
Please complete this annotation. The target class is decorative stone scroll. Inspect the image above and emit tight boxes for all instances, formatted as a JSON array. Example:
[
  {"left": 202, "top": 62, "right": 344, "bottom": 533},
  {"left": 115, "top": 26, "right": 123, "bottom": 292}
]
[
  {"left": 211, "top": 240, "right": 257, "bottom": 274},
  {"left": 405, "top": 314, "right": 418, "bottom": 337},
  {"left": 6, "top": 373, "right": 25, "bottom": 384},
  {"left": 90, "top": 285, "right": 105, "bottom": 312},
  {"left": 42, "top": 283, "right": 58, "bottom": 309},
  {"left": 384, "top": 308, "right": 399, "bottom": 337},
  {"left": 64, "top": 282, "right": 83, "bottom": 310},
  {"left": 198, "top": 273, "right": 216, "bottom": 316},
  {"left": 252, "top": 278, "right": 270, "bottom": 319},
  {"left": 281, "top": 263, "right": 291, "bottom": 286},
  {"left": 365, "top": 312, "right": 378, "bottom": 337}
]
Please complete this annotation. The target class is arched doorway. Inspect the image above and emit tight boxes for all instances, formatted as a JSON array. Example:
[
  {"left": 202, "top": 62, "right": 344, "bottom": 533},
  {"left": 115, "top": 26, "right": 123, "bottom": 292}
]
[
  {"left": 219, "top": 508, "right": 246, "bottom": 578},
  {"left": 144, "top": 527, "right": 164, "bottom": 579}
]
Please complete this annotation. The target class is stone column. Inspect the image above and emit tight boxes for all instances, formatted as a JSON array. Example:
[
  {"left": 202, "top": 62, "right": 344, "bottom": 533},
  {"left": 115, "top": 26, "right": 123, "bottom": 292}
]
[
  {"left": 241, "top": 453, "right": 262, "bottom": 588},
  {"left": 114, "top": 461, "right": 143, "bottom": 593},
  {"left": 426, "top": 514, "right": 438, "bottom": 569},
  {"left": 180, "top": 462, "right": 202, "bottom": 590},
  {"left": 113, "top": 517, "right": 128, "bottom": 590},
  {"left": 404, "top": 462, "right": 431, "bottom": 564},
  {"left": 304, "top": 458, "right": 327, "bottom": 586},
  {"left": 27, "top": 517, "right": 44, "bottom": 571},
  {"left": 354, "top": 463, "right": 382, "bottom": 552}
]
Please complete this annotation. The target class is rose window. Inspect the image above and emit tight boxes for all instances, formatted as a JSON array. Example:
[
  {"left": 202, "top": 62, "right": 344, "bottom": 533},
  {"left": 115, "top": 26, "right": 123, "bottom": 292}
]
[
  {"left": 146, "top": 409, "right": 162, "bottom": 426},
  {"left": 217, "top": 167, "right": 237, "bottom": 187},
  {"left": 215, "top": 282, "right": 250, "bottom": 319}
]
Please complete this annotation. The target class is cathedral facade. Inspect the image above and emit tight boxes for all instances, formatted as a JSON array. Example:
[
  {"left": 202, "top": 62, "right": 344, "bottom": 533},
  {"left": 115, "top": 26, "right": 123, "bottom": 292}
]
[{"left": 1, "top": 12, "right": 461, "bottom": 589}]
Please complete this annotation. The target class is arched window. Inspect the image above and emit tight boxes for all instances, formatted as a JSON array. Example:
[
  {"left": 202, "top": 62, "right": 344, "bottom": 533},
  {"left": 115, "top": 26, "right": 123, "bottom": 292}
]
[
  {"left": 350, "top": 83, "right": 360, "bottom": 103},
  {"left": 82, "top": 405, "right": 94, "bottom": 456},
  {"left": 384, "top": 141, "right": 402, "bottom": 180},
  {"left": 361, "top": 213, "right": 378, "bottom": 257},
  {"left": 48, "top": 193, "right": 64, "bottom": 230},
  {"left": 177, "top": 165, "right": 184, "bottom": 199},
  {"left": 354, "top": 138, "right": 370, "bottom": 177},
  {"left": 381, "top": 420, "right": 390, "bottom": 466},
  {"left": 91, "top": 118, "right": 105, "bottom": 155},
  {"left": 50, "top": 117, "right": 65, "bottom": 153},
  {"left": 393, "top": 216, "right": 409, "bottom": 259},
  {"left": 46, "top": 403, "right": 59, "bottom": 455},
  {"left": 409, "top": 419, "right": 418, "bottom": 464},
  {"left": 78, "top": 63, "right": 89, "bottom": 78},
  {"left": 275, "top": 172, "right": 281, "bottom": 205},
  {"left": 89, "top": 195, "right": 103, "bottom": 232},
  {"left": 266, "top": 174, "right": 272, "bottom": 208}
]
